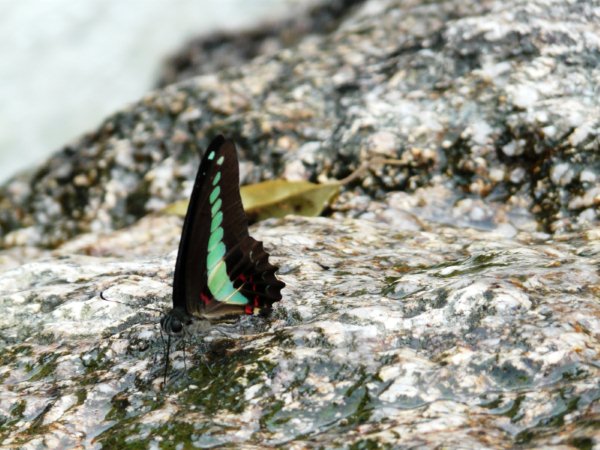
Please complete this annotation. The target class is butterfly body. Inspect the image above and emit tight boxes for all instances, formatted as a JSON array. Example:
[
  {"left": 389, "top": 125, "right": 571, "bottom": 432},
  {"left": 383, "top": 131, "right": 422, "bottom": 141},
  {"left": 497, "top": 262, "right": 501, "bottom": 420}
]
[{"left": 161, "top": 136, "right": 285, "bottom": 336}]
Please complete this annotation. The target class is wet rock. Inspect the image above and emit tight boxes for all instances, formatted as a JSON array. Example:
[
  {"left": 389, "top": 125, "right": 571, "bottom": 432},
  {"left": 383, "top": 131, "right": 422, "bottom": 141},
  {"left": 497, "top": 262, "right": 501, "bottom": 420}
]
[{"left": 0, "top": 216, "right": 598, "bottom": 448}]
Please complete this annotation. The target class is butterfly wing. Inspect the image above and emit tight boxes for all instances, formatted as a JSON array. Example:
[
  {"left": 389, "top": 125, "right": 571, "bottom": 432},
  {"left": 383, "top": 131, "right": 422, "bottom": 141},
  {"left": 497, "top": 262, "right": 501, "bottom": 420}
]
[{"left": 172, "top": 135, "right": 285, "bottom": 322}]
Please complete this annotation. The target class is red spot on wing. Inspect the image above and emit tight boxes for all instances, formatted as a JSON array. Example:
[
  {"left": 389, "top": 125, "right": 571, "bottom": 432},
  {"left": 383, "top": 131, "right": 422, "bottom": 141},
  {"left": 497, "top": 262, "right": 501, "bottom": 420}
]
[
  {"left": 200, "top": 292, "right": 211, "bottom": 305},
  {"left": 240, "top": 274, "right": 261, "bottom": 313},
  {"left": 252, "top": 275, "right": 258, "bottom": 307}
]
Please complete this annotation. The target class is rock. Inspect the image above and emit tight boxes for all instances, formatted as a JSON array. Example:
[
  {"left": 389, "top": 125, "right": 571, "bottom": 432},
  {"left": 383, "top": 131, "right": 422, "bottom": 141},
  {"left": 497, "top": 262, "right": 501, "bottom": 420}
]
[
  {"left": 0, "top": 0, "right": 599, "bottom": 448},
  {"left": 1, "top": 216, "right": 599, "bottom": 448},
  {"left": 156, "top": 0, "right": 367, "bottom": 87},
  {"left": 0, "top": 0, "right": 598, "bottom": 248}
]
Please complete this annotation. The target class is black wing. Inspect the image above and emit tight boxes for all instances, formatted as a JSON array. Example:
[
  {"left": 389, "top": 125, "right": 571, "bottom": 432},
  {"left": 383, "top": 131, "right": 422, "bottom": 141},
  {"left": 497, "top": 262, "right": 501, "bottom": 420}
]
[{"left": 172, "top": 135, "right": 285, "bottom": 322}]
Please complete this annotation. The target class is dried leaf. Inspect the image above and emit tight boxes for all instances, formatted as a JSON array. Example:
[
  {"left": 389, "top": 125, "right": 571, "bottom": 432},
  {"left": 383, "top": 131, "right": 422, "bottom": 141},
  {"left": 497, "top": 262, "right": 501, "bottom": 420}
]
[
  {"left": 163, "top": 156, "right": 402, "bottom": 221},
  {"left": 163, "top": 180, "right": 340, "bottom": 221},
  {"left": 163, "top": 199, "right": 188, "bottom": 216},
  {"left": 241, "top": 180, "right": 340, "bottom": 221}
]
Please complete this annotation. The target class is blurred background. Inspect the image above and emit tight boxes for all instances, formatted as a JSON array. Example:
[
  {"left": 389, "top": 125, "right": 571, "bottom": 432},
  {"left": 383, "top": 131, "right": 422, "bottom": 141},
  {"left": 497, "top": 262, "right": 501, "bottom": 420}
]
[{"left": 0, "top": 0, "right": 305, "bottom": 183}]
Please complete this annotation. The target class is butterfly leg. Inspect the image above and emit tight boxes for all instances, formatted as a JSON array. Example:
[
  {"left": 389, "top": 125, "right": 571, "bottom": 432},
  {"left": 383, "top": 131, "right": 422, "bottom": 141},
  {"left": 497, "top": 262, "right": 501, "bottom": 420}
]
[
  {"left": 154, "top": 326, "right": 165, "bottom": 367},
  {"left": 198, "top": 339, "right": 214, "bottom": 375},
  {"left": 163, "top": 333, "right": 171, "bottom": 388},
  {"left": 182, "top": 336, "right": 189, "bottom": 378}
]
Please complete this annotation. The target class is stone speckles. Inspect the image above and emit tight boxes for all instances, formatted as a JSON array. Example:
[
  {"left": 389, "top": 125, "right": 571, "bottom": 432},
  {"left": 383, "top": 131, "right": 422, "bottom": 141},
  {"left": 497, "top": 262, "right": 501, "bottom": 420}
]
[
  {"left": 0, "top": 215, "right": 598, "bottom": 448},
  {"left": 0, "top": 0, "right": 598, "bottom": 247}
]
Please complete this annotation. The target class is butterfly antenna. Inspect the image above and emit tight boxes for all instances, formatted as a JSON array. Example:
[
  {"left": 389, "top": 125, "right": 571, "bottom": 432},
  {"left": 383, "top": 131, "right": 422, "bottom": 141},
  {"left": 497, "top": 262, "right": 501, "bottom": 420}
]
[{"left": 99, "top": 289, "right": 165, "bottom": 315}]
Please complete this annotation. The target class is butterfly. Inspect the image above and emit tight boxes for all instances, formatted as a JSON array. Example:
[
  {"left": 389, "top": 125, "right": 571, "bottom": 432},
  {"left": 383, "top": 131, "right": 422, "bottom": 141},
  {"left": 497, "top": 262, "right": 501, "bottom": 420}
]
[{"left": 160, "top": 135, "right": 285, "bottom": 338}]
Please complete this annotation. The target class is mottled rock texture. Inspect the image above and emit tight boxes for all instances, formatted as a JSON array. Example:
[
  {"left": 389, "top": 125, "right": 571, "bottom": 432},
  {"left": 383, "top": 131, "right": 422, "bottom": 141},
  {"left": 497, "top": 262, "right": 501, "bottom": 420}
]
[
  {"left": 1, "top": 217, "right": 599, "bottom": 448},
  {"left": 156, "top": 0, "right": 367, "bottom": 87},
  {"left": 0, "top": 0, "right": 598, "bottom": 248},
  {"left": 0, "top": 0, "right": 599, "bottom": 448}
]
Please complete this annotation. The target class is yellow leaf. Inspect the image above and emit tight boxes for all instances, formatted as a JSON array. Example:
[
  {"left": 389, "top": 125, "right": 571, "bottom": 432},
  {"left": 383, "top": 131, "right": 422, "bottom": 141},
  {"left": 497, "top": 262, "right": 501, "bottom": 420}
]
[
  {"left": 241, "top": 180, "right": 340, "bottom": 221},
  {"left": 162, "top": 156, "right": 403, "bottom": 221},
  {"left": 163, "top": 199, "right": 188, "bottom": 216},
  {"left": 163, "top": 180, "right": 341, "bottom": 221}
]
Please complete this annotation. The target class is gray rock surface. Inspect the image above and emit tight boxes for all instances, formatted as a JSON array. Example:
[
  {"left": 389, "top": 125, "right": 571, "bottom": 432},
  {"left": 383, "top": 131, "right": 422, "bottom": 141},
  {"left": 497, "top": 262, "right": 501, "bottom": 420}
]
[
  {"left": 156, "top": 0, "right": 367, "bottom": 87},
  {"left": 1, "top": 216, "right": 599, "bottom": 448},
  {"left": 0, "top": 0, "right": 599, "bottom": 448},
  {"left": 0, "top": 0, "right": 598, "bottom": 248}
]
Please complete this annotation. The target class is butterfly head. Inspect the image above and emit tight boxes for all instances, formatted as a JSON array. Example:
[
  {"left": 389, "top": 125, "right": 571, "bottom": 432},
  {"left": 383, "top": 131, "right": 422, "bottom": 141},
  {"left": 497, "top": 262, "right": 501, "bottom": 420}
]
[{"left": 160, "top": 307, "right": 191, "bottom": 336}]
